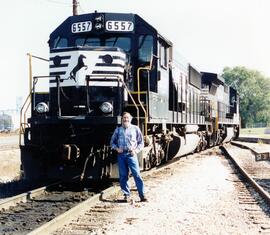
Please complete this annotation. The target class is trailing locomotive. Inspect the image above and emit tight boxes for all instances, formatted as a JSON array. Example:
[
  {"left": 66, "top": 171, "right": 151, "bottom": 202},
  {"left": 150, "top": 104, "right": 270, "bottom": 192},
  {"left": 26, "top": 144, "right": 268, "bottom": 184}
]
[{"left": 20, "top": 12, "right": 240, "bottom": 181}]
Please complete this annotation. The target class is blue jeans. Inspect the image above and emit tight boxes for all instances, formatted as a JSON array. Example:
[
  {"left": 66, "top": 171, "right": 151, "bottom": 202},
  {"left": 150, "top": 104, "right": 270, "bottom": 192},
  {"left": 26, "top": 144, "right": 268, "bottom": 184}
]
[{"left": 118, "top": 153, "right": 145, "bottom": 199}]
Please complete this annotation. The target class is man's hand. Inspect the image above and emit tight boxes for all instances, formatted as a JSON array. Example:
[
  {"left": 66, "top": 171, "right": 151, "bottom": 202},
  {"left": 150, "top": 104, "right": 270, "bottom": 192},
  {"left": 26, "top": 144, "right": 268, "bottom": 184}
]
[
  {"left": 129, "top": 148, "right": 136, "bottom": 156},
  {"left": 116, "top": 148, "right": 123, "bottom": 154}
]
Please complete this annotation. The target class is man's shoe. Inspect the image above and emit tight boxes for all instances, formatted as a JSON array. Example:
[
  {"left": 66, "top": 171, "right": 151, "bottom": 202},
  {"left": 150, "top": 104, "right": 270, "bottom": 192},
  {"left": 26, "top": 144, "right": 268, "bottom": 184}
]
[
  {"left": 140, "top": 197, "right": 148, "bottom": 202},
  {"left": 123, "top": 195, "right": 130, "bottom": 202}
]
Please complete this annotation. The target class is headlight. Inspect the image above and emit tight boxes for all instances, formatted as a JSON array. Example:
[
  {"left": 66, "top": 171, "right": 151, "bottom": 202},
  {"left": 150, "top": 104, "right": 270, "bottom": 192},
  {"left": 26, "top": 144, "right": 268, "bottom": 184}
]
[
  {"left": 35, "top": 102, "right": 49, "bottom": 113},
  {"left": 102, "top": 54, "right": 113, "bottom": 64},
  {"left": 100, "top": 102, "right": 113, "bottom": 113}
]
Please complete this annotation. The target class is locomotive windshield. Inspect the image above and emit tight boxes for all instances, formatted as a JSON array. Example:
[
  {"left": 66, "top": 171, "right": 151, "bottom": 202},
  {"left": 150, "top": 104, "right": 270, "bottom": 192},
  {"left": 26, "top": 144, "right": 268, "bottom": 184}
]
[
  {"left": 53, "top": 36, "right": 68, "bottom": 48},
  {"left": 75, "top": 36, "right": 131, "bottom": 52},
  {"left": 75, "top": 37, "right": 100, "bottom": 47},
  {"left": 52, "top": 35, "right": 131, "bottom": 53}
]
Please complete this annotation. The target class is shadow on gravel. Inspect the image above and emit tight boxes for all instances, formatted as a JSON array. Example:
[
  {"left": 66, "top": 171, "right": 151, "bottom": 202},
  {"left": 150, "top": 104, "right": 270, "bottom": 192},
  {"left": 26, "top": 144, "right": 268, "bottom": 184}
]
[
  {"left": 101, "top": 198, "right": 130, "bottom": 203},
  {"left": 0, "top": 179, "right": 47, "bottom": 198},
  {"left": 255, "top": 178, "right": 270, "bottom": 194},
  {"left": 103, "top": 197, "right": 130, "bottom": 203},
  {"left": 0, "top": 177, "right": 114, "bottom": 199}
]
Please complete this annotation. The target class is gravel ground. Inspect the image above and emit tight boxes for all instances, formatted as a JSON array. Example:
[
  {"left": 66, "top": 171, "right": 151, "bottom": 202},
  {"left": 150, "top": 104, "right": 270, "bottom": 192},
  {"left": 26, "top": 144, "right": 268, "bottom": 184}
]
[
  {"left": 0, "top": 134, "right": 20, "bottom": 183},
  {"left": 0, "top": 149, "right": 20, "bottom": 183},
  {"left": 55, "top": 148, "right": 266, "bottom": 235},
  {"left": 0, "top": 134, "right": 19, "bottom": 147}
]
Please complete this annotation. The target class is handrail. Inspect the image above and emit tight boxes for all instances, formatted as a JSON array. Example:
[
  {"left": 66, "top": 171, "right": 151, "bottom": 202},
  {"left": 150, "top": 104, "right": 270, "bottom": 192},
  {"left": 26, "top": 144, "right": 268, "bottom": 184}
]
[
  {"left": 27, "top": 54, "right": 33, "bottom": 100},
  {"left": 136, "top": 66, "right": 150, "bottom": 136},
  {"left": 19, "top": 92, "right": 32, "bottom": 146},
  {"left": 20, "top": 53, "right": 49, "bottom": 146},
  {"left": 24, "top": 102, "right": 31, "bottom": 127},
  {"left": 118, "top": 77, "right": 140, "bottom": 127}
]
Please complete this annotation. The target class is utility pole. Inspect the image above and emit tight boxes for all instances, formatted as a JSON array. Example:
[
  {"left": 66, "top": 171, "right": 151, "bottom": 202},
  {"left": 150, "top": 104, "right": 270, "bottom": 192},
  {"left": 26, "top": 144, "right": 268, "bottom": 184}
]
[{"left": 73, "top": 0, "right": 78, "bottom": 16}]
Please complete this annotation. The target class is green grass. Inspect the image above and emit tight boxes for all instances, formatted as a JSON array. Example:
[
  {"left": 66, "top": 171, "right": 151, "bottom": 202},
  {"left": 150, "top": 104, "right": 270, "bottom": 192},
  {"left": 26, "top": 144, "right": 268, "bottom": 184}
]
[{"left": 240, "top": 127, "right": 270, "bottom": 139}]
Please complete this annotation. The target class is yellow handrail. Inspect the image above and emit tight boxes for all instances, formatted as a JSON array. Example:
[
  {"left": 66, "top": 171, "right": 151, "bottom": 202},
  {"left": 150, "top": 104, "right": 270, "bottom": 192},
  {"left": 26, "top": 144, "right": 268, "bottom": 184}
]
[
  {"left": 117, "top": 76, "right": 140, "bottom": 127},
  {"left": 24, "top": 101, "right": 31, "bottom": 126},
  {"left": 27, "top": 54, "right": 33, "bottom": 99},
  {"left": 136, "top": 66, "right": 150, "bottom": 136},
  {"left": 19, "top": 92, "right": 31, "bottom": 145},
  {"left": 20, "top": 53, "right": 49, "bottom": 146},
  {"left": 20, "top": 54, "right": 33, "bottom": 146}
]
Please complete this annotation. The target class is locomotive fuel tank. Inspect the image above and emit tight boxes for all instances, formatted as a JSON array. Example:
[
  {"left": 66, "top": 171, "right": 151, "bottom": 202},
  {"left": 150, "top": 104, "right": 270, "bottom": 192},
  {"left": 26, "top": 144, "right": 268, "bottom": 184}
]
[{"left": 166, "top": 126, "right": 201, "bottom": 159}]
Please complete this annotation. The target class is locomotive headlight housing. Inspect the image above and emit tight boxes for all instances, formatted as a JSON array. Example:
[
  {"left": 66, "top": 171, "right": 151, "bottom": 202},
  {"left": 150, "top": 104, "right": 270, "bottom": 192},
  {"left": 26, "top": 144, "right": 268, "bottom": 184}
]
[
  {"left": 35, "top": 102, "right": 49, "bottom": 114},
  {"left": 94, "top": 14, "right": 104, "bottom": 30},
  {"left": 100, "top": 102, "right": 113, "bottom": 113},
  {"left": 95, "top": 15, "right": 103, "bottom": 22},
  {"left": 102, "top": 54, "right": 113, "bottom": 64}
]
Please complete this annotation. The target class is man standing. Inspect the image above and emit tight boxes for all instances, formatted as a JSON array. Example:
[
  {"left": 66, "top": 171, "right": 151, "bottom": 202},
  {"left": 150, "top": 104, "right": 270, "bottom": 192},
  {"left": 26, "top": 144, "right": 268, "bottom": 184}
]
[{"left": 110, "top": 112, "right": 147, "bottom": 202}]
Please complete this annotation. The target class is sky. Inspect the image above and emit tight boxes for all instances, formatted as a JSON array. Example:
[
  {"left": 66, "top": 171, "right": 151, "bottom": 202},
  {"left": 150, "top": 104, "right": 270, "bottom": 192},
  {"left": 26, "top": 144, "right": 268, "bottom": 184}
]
[{"left": 0, "top": 0, "right": 269, "bottom": 110}]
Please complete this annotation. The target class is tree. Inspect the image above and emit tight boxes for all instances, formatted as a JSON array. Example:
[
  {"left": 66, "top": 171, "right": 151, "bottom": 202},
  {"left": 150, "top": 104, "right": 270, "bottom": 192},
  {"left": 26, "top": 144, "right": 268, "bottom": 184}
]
[{"left": 222, "top": 66, "right": 270, "bottom": 127}]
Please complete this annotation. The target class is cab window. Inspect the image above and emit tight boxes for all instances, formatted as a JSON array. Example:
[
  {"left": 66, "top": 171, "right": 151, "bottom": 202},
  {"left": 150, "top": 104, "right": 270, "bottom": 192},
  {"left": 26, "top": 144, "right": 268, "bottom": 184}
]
[
  {"left": 138, "top": 35, "right": 153, "bottom": 63},
  {"left": 75, "top": 38, "right": 85, "bottom": 46},
  {"left": 105, "top": 37, "right": 131, "bottom": 52},
  {"left": 85, "top": 38, "right": 100, "bottom": 46},
  {"left": 75, "top": 37, "right": 131, "bottom": 52},
  {"left": 53, "top": 37, "right": 68, "bottom": 48},
  {"left": 160, "top": 43, "right": 167, "bottom": 68},
  {"left": 75, "top": 38, "right": 101, "bottom": 46}
]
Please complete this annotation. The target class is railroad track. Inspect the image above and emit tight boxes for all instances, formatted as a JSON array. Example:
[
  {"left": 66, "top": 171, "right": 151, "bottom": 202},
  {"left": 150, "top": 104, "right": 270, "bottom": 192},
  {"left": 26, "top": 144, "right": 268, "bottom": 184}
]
[
  {"left": 221, "top": 143, "right": 270, "bottom": 231},
  {"left": 232, "top": 139, "right": 270, "bottom": 161},
  {"left": 50, "top": 148, "right": 222, "bottom": 235},
  {"left": 0, "top": 147, "right": 212, "bottom": 235},
  {"left": 31, "top": 155, "right": 187, "bottom": 235},
  {"left": 0, "top": 180, "right": 112, "bottom": 235},
  {"left": 237, "top": 137, "right": 270, "bottom": 145},
  {"left": 0, "top": 179, "right": 53, "bottom": 200},
  {"left": 3, "top": 144, "right": 270, "bottom": 234}
]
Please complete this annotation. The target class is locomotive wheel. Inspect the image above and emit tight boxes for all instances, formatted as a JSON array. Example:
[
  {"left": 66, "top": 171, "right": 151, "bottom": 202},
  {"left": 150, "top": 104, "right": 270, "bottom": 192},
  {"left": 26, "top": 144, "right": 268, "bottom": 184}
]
[{"left": 196, "top": 143, "right": 202, "bottom": 152}]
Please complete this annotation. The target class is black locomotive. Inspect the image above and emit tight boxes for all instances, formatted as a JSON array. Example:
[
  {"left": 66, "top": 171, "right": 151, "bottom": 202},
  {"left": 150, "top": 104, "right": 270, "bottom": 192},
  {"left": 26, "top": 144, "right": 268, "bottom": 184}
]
[{"left": 20, "top": 12, "right": 240, "bottom": 181}]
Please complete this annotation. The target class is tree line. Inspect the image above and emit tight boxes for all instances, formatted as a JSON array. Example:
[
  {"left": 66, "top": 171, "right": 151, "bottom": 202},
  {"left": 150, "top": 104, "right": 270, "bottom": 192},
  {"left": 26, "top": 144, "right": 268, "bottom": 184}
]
[{"left": 222, "top": 66, "right": 270, "bottom": 128}]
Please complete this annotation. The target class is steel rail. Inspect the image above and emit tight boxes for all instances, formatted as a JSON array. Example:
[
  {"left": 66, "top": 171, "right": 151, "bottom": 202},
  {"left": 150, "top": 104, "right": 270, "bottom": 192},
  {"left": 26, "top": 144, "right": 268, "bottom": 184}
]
[
  {"left": 231, "top": 140, "right": 270, "bottom": 161},
  {"left": 28, "top": 186, "right": 119, "bottom": 235},
  {"left": 220, "top": 145, "right": 270, "bottom": 205},
  {"left": 0, "top": 181, "right": 60, "bottom": 210},
  {"left": 237, "top": 137, "right": 270, "bottom": 144}
]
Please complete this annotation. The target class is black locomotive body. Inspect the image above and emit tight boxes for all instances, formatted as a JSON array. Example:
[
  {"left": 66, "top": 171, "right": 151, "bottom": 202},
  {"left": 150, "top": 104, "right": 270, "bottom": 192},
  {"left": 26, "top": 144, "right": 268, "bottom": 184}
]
[{"left": 20, "top": 12, "right": 240, "bottom": 181}]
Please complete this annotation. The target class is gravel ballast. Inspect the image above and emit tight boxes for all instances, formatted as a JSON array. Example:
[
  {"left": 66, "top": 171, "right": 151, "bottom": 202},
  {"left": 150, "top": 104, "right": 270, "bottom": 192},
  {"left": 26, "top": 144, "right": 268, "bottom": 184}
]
[{"left": 56, "top": 148, "right": 266, "bottom": 235}]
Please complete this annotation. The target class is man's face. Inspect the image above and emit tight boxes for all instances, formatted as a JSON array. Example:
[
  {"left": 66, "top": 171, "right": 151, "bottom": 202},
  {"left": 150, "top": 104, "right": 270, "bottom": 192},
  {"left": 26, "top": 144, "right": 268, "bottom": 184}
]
[{"left": 122, "top": 114, "right": 131, "bottom": 127}]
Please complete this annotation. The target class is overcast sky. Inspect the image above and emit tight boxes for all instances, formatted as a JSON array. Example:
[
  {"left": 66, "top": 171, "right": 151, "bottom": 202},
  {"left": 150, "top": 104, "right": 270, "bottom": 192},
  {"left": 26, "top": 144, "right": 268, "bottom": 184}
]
[{"left": 0, "top": 0, "right": 269, "bottom": 110}]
